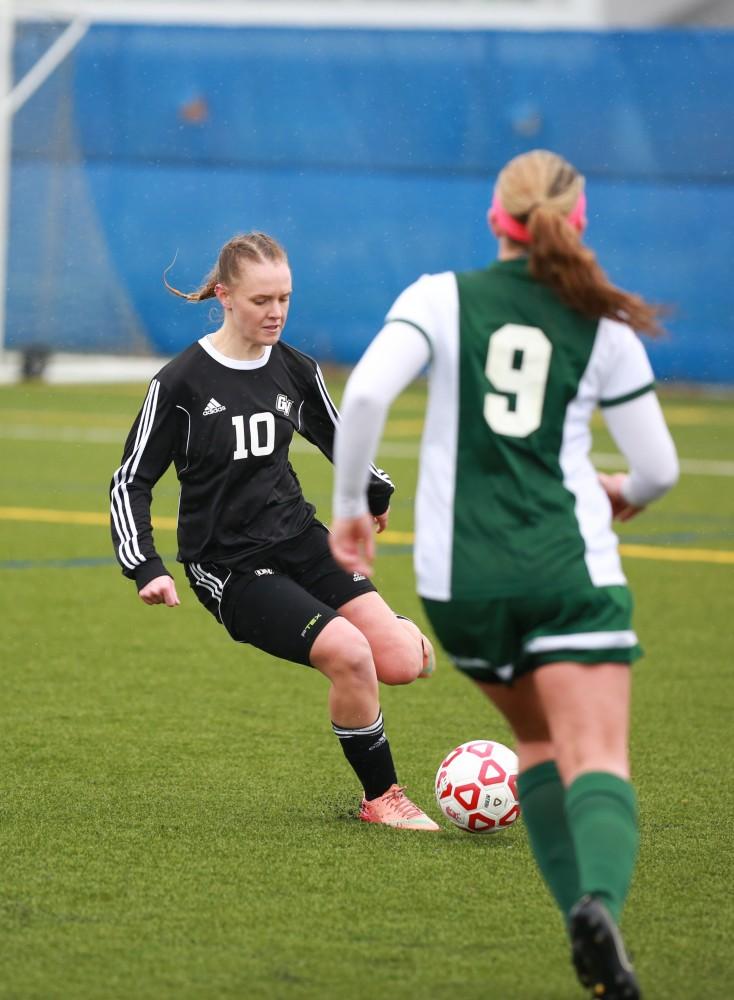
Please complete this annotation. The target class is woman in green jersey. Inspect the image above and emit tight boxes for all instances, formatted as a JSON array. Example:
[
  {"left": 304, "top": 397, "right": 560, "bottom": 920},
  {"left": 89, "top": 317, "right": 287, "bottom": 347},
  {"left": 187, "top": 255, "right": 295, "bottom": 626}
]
[{"left": 330, "top": 150, "right": 679, "bottom": 999}]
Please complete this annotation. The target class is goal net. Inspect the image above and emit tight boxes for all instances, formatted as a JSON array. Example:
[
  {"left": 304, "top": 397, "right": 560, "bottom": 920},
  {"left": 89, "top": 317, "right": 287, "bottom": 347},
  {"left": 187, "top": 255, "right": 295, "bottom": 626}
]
[{"left": 0, "top": 1, "right": 597, "bottom": 362}]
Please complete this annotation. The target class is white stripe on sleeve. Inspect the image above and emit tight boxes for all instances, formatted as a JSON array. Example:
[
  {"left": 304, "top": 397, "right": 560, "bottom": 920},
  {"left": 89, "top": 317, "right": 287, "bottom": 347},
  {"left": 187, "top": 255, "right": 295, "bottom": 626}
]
[{"left": 110, "top": 379, "right": 161, "bottom": 569}]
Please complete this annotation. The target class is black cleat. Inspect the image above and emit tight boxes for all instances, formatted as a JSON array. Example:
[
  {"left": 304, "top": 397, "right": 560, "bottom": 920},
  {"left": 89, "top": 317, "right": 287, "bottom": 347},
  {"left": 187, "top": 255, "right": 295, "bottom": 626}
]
[{"left": 569, "top": 895, "right": 641, "bottom": 999}]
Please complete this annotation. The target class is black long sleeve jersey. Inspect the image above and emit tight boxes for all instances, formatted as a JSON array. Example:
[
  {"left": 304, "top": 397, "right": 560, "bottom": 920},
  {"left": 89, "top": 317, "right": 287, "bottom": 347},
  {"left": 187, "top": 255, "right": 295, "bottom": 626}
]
[{"left": 110, "top": 336, "right": 394, "bottom": 589}]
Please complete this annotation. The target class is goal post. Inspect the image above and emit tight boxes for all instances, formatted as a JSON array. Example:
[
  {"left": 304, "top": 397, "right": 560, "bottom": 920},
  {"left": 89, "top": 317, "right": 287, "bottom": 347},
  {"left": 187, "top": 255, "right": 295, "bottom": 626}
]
[
  {"left": 0, "top": 3, "right": 89, "bottom": 360},
  {"left": 0, "top": 2, "right": 13, "bottom": 363}
]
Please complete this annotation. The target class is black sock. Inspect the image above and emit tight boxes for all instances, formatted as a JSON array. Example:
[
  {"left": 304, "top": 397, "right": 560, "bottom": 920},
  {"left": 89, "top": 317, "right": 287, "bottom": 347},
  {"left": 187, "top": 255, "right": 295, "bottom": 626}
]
[{"left": 332, "top": 711, "right": 398, "bottom": 800}]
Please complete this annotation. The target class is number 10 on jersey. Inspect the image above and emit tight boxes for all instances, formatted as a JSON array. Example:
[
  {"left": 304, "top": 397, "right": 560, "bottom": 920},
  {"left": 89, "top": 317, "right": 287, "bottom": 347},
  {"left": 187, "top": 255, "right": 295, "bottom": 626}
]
[{"left": 232, "top": 412, "right": 276, "bottom": 459}]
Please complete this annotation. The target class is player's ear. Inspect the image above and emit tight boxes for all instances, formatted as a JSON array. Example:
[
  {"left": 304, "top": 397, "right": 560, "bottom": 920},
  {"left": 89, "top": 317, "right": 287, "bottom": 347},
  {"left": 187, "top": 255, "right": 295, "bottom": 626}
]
[
  {"left": 487, "top": 206, "right": 502, "bottom": 239},
  {"left": 214, "top": 282, "right": 231, "bottom": 309}
]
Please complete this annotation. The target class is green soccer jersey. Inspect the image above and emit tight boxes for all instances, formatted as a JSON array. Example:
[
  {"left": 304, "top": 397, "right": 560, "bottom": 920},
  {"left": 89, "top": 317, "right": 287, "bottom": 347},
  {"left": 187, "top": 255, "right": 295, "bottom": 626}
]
[{"left": 385, "top": 259, "right": 655, "bottom": 601}]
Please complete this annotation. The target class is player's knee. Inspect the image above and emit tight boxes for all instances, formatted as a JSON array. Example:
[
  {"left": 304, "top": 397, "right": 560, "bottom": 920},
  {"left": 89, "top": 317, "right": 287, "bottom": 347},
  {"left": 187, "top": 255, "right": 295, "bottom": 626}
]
[
  {"left": 310, "top": 618, "right": 375, "bottom": 686},
  {"left": 514, "top": 719, "right": 552, "bottom": 744},
  {"left": 375, "top": 652, "right": 420, "bottom": 686},
  {"left": 555, "top": 741, "right": 630, "bottom": 784},
  {"left": 515, "top": 739, "right": 555, "bottom": 771},
  {"left": 373, "top": 615, "right": 424, "bottom": 685}
]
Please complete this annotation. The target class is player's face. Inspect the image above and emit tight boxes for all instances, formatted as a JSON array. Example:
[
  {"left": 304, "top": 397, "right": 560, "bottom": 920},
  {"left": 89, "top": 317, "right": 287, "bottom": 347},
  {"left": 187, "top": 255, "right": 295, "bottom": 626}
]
[{"left": 217, "top": 260, "right": 292, "bottom": 347}]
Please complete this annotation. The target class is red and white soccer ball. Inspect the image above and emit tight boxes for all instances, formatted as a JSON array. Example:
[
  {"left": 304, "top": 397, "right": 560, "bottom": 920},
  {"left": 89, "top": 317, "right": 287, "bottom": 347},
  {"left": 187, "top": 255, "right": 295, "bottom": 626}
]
[{"left": 435, "top": 740, "right": 521, "bottom": 833}]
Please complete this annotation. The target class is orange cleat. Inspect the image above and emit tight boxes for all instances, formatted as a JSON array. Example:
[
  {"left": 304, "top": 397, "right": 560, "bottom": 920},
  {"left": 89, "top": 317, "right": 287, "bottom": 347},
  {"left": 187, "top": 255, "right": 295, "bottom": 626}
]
[{"left": 359, "top": 784, "right": 440, "bottom": 831}]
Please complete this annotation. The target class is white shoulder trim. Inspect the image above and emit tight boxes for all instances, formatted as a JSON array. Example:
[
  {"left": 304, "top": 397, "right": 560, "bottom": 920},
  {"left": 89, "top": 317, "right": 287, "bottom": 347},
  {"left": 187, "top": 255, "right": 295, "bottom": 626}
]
[
  {"left": 385, "top": 271, "right": 457, "bottom": 351},
  {"left": 594, "top": 319, "right": 655, "bottom": 405}
]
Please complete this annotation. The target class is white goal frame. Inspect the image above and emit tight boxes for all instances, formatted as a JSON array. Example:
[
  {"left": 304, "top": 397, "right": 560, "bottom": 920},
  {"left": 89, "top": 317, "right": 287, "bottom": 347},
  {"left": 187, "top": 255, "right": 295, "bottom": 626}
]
[{"left": 0, "top": 0, "right": 601, "bottom": 360}]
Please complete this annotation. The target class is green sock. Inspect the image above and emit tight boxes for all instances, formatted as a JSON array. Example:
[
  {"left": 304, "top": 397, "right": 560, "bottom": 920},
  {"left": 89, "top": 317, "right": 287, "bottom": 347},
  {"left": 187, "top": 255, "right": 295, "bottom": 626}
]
[
  {"left": 517, "top": 761, "right": 580, "bottom": 919},
  {"left": 565, "top": 771, "right": 639, "bottom": 922}
]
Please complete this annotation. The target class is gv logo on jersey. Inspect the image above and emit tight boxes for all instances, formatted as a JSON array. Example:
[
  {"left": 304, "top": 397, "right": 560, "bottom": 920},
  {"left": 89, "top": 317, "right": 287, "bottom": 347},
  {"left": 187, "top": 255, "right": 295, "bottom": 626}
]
[{"left": 276, "top": 393, "right": 293, "bottom": 416}]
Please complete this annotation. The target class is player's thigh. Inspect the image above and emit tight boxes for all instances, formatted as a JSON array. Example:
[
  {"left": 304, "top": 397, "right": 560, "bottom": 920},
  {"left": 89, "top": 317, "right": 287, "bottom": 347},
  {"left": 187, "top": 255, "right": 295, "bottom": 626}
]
[
  {"left": 287, "top": 521, "right": 378, "bottom": 608},
  {"left": 308, "top": 614, "right": 376, "bottom": 688},
  {"left": 421, "top": 595, "right": 521, "bottom": 685},
  {"left": 533, "top": 661, "right": 631, "bottom": 779},
  {"left": 220, "top": 570, "right": 339, "bottom": 666},
  {"left": 516, "top": 584, "right": 637, "bottom": 776},
  {"left": 339, "top": 591, "right": 423, "bottom": 685},
  {"left": 475, "top": 674, "right": 552, "bottom": 748},
  {"left": 519, "top": 584, "right": 641, "bottom": 675}
]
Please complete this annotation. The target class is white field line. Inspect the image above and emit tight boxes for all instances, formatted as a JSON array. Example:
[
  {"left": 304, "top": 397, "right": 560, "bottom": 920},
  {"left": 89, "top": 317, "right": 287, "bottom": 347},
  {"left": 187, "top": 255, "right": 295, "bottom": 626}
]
[
  {"left": 1, "top": 422, "right": 734, "bottom": 478},
  {"left": 0, "top": 424, "right": 127, "bottom": 444},
  {"left": 589, "top": 452, "right": 734, "bottom": 478}
]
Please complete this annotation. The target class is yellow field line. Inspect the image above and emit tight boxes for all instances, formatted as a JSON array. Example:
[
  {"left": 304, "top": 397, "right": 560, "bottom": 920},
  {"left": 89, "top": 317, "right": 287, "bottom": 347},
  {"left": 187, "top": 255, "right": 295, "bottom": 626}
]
[
  {"left": 0, "top": 506, "right": 178, "bottom": 530},
  {"left": 1, "top": 507, "right": 732, "bottom": 566},
  {"left": 379, "top": 531, "right": 734, "bottom": 564},
  {"left": 380, "top": 530, "right": 416, "bottom": 544},
  {"left": 376, "top": 532, "right": 734, "bottom": 565},
  {"left": 617, "top": 543, "right": 734, "bottom": 564}
]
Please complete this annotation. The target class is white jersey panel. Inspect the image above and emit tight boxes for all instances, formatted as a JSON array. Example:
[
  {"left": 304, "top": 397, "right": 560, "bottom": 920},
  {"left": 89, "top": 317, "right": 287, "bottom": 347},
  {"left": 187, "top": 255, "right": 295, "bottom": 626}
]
[
  {"left": 387, "top": 272, "right": 460, "bottom": 600},
  {"left": 559, "top": 320, "right": 644, "bottom": 587},
  {"left": 559, "top": 389, "right": 627, "bottom": 586}
]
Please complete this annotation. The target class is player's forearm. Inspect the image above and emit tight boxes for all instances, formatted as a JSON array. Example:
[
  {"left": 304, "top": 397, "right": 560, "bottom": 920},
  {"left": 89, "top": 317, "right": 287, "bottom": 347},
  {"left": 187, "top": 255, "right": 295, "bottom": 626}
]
[
  {"left": 334, "top": 394, "right": 389, "bottom": 518},
  {"left": 602, "top": 392, "right": 679, "bottom": 506},
  {"left": 333, "top": 323, "right": 430, "bottom": 518}
]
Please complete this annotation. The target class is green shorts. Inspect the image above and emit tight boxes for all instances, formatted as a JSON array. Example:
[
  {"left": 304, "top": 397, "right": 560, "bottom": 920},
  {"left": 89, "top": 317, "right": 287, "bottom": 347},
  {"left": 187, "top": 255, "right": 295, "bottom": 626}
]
[{"left": 422, "top": 584, "right": 642, "bottom": 686}]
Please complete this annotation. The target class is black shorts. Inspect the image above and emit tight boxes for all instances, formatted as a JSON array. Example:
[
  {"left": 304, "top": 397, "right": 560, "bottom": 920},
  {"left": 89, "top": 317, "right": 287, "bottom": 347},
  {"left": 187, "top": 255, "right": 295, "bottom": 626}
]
[{"left": 184, "top": 521, "right": 376, "bottom": 666}]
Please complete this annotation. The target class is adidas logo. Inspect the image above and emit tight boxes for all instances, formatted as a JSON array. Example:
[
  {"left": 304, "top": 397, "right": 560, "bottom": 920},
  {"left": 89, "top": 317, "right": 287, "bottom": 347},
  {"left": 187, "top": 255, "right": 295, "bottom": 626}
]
[{"left": 202, "top": 398, "right": 226, "bottom": 416}]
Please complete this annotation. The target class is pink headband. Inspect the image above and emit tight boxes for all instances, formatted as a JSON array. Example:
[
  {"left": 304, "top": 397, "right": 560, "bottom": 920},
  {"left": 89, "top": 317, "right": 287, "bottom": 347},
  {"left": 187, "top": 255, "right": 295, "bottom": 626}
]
[{"left": 490, "top": 190, "right": 587, "bottom": 243}]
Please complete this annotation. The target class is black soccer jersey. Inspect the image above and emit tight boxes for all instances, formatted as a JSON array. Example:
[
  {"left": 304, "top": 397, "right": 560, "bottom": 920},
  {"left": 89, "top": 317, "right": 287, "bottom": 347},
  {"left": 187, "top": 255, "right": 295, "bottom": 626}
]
[{"left": 110, "top": 336, "right": 394, "bottom": 589}]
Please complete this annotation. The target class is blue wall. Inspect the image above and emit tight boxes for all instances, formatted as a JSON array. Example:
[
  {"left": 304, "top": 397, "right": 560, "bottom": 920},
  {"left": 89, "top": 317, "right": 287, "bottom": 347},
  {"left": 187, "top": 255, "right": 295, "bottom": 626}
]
[{"left": 7, "top": 24, "right": 734, "bottom": 380}]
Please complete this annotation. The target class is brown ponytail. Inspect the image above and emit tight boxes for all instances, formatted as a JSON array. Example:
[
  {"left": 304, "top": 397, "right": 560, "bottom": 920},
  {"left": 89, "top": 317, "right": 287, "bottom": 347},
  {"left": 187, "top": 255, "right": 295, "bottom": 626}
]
[
  {"left": 496, "top": 151, "right": 663, "bottom": 335},
  {"left": 163, "top": 231, "right": 288, "bottom": 301}
]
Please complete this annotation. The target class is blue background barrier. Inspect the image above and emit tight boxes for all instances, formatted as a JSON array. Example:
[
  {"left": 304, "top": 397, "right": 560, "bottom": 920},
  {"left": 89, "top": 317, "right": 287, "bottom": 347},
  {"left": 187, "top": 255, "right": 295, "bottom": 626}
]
[{"left": 7, "top": 25, "right": 734, "bottom": 381}]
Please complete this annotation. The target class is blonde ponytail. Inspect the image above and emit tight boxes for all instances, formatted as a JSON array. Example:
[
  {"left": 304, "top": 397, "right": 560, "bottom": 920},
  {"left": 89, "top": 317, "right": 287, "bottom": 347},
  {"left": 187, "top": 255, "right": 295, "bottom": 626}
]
[{"left": 496, "top": 151, "right": 663, "bottom": 335}]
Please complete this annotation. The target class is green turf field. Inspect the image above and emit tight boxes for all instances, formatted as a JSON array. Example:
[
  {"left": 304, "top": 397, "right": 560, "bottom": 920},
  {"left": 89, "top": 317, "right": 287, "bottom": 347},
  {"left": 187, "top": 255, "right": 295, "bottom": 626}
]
[{"left": 1, "top": 375, "right": 732, "bottom": 999}]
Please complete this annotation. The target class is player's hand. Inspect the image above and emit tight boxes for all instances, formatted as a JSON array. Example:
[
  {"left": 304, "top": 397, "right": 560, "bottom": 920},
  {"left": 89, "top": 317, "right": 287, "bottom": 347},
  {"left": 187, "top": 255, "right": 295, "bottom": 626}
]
[
  {"left": 373, "top": 508, "right": 390, "bottom": 534},
  {"left": 329, "top": 514, "right": 376, "bottom": 577},
  {"left": 598, "top": 472, "right": 645, "bottom": 522},
  {"left": 138, "top": 575, "right": 181, "bottom": 606}
]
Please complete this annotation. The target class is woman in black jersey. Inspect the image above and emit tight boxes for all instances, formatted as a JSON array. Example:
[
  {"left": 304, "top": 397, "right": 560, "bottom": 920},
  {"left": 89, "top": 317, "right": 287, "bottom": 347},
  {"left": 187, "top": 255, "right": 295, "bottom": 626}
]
[{"left": 110, "top": 232, "right": 438, "bottom": 831}]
